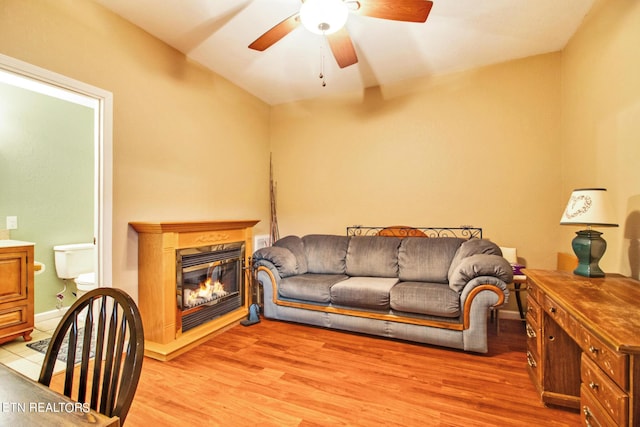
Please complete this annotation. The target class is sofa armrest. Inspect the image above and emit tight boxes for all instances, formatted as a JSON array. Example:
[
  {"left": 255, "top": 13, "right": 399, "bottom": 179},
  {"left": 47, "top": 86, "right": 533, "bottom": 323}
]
[
  {"left": 253, "top": 258, "right": 281, "bottom": 279},
  {"left": 453, "top": 254, "right": 511, "bottom": 312},
  {"left": 459, "top": 276, "right": 510, "bottom": 329},
  {"left": 448, "top": 254, "right": 513, "bottom": 292},
  {"left": 253, "top": 246, "right": 298, "bottom": 277},
  {"left": 254, "top": 260, "right": 281, "bottom": 308},
  {"left": 459, "top": 276, "right": 509, "bottom": 306}
]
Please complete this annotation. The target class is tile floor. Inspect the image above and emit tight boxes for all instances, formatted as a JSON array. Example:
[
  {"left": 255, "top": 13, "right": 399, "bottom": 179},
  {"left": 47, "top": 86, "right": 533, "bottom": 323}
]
[{"left": 0, "top": 317, "right": 61, "bottom": 380}]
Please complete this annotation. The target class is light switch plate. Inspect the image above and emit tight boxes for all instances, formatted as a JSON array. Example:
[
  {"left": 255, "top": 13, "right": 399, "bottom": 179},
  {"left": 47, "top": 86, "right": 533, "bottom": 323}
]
[{"left": 6, "top": 216, "right": 17, "bottom": 230}]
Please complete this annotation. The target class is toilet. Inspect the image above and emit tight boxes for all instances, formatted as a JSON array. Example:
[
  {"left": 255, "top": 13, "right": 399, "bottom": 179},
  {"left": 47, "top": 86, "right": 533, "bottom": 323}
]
[
  {"left": 74, "top": 272, "right": 96, "bottom": 297},
  {"left": 53, "top": 242, "right": 97, "bottom": 299}
]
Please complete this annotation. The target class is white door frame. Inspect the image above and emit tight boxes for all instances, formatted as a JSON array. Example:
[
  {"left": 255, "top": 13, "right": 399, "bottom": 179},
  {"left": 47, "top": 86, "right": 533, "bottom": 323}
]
[{"left": 0, "top": 53, "right": 113, "bottom": 294}]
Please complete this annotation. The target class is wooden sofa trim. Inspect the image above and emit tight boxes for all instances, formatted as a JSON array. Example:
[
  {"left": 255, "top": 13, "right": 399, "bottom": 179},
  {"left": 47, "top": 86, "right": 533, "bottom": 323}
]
[{"left": 256, "top": 266, "right": 505, "bottom": 331}]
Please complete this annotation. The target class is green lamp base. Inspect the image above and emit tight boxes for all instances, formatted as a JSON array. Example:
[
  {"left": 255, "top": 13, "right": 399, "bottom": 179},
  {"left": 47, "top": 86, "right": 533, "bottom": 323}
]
[{"left": 572, "top": 229, "right": 606, "bottom": 278}]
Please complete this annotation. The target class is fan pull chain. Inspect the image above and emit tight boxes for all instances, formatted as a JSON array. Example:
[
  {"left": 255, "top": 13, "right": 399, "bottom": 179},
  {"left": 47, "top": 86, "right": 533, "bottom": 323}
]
[
  {"left": 319, "top": 57, "right": 326, "bottom": 87},
  {"left": 319, "top": 35, "right": 326, "bottom": 87}
]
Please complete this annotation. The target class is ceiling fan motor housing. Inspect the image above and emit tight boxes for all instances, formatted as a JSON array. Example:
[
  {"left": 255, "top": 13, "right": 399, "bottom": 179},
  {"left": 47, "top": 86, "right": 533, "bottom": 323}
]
[{"left": 300, "top": 0, "right": 349, "bottom": 35}]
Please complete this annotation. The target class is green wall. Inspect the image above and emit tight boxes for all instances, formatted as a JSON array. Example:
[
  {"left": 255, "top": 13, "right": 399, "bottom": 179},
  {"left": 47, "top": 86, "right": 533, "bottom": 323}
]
[{"left": 0, "top": 81, "right": 94, "bottom": 313}]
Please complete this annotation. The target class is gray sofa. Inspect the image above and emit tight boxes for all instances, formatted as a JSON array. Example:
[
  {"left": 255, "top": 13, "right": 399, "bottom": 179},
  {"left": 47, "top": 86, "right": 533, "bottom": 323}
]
[{"left": 253, "top": 234, "right": 513, "bottom": 353}]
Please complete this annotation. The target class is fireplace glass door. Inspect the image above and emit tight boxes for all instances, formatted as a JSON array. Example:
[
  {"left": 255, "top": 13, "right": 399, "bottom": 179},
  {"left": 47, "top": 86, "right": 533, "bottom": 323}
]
[{"left": 176, "top": 241, "right": 244, "bottom": 332}]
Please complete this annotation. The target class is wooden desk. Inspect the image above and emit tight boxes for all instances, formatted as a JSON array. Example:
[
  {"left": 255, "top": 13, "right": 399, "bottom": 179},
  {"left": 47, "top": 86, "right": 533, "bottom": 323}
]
[
  {"left": 0, "top": 363, "right": 119, "bottom": 426},
  {"left": 525, "top": 269, "right": 640, "bottom": 426}
]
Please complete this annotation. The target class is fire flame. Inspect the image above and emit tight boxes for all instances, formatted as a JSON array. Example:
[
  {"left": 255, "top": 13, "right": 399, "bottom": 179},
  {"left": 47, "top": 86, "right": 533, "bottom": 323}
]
[{"left": 187, "top": 278, "right": 225, "bottom": 305}]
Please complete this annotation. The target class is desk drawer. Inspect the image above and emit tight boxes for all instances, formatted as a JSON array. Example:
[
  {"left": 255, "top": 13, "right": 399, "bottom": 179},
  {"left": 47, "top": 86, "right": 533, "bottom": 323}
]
[
  {"left": 578, "top": 326, "right": 628, "bottom": 390},
  {"left": 542, "top": 295, "right": 576, "bottom": 337},
  {"left": 526, "top": 348, "right": 541, "bottom": 384},
  {"left": 581, "top": 383, "right": 618, "bottom": 427},
  {"left": 526, "top": 279, "right": 540, "bottom": 302},
  {"left": 525, "top": 314, "right": 541, "bottom": 355},
  {"left": 526, "top": 295, "right": 541, "bottom": 325},
  {"left": 581, "top": 354, "right": 628, "bottom": 426}
]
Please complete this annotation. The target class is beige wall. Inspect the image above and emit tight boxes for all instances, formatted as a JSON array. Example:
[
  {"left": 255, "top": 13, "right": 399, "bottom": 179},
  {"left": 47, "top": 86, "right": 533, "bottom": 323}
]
[
  {"left": 561, "top": 0, "right": 640, "bottom": 279},
  {"left": 0, "top": 0, "right": 271, "bottom": 303},
  {"left": 1, "top": 0, "right": 638, "bottom": 315},
  {"left": 271, "top": 54, "right": 563, "bottom": 271}
]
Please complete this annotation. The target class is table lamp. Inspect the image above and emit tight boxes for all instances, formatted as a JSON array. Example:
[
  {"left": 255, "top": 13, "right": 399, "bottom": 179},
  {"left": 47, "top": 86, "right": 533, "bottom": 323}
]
[{"left": 560, "top": 188, "right": 618, "bottom": 277}]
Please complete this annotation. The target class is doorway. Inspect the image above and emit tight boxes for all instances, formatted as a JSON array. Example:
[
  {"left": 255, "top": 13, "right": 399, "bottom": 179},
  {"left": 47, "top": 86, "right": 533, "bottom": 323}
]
[{"left": 0, "top": 53, "right": 112, "bottom": 317}]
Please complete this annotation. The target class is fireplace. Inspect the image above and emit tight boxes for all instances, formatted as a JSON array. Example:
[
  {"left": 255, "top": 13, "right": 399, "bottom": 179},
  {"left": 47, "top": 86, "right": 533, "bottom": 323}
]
[
  {"left": 130, "top": 220, "right": 259, "bottom": 361},
  {"left": 177, "top": 242, "right": 245, "bottom": 332}
]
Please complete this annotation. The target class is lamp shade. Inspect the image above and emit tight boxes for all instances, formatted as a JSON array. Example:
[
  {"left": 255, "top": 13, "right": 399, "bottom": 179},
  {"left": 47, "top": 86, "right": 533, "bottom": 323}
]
[
  {"left": 560, "top": 188, "right": 618, "bottom": 227},
  {"left": 300, "top": 0, "right": 349, "bottom": 35}
]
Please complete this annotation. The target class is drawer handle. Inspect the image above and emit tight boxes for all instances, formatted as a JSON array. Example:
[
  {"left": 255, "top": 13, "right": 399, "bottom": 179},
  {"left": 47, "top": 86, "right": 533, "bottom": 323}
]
[
  {"left": 589, "top": 345, "right": 600, "bottom": 354},
  {"left": 525, "top": 324, "right": 537, "bottom": 338},
  {"left": 549, "top": 307, "right": 556, "bottom": 314},
  {"left": 588, "top": 381, "right": 599, "bottom": 391},
  {"left": 583, "top": 406, "right": 594, "bottom": 427},
  {"left": 526, "top": 351, "right": 537, "bottom": 368}
]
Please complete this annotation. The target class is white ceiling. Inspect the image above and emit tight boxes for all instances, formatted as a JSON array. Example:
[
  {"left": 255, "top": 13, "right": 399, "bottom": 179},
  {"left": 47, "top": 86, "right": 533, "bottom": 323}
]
[{"left": 95, "top": 0, "right": 596, "bottom": 105}]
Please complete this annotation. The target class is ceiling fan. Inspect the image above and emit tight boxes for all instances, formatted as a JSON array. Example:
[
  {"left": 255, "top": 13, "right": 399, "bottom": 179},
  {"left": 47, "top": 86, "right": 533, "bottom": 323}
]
[{"left": 248, "top": 0, "right": 433, "bottom": 69}]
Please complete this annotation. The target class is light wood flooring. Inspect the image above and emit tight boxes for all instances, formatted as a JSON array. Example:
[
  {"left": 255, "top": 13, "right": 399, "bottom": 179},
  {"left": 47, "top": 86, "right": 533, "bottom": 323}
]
[{"left": 125, "top": 318, "right": 580, "bottom": 426}]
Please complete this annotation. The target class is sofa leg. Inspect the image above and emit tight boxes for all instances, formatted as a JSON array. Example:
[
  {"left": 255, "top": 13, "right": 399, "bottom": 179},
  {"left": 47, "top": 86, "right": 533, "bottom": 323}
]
[{"left": 490, "top": 308, "right": 500, "bottom": 335}]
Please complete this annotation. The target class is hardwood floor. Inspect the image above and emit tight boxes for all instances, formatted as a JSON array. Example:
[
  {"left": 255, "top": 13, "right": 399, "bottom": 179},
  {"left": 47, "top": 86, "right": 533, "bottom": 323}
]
[{"left": 125, "top": 318, "right": 580, "bottom": 426}]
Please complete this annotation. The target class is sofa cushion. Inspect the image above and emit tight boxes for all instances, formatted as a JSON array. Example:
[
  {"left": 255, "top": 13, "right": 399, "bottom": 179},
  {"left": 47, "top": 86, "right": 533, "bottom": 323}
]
[
  {"left": 279, "top": 273, "right": 348, "bottom": 303},
  {"left": 390, "top": 281, "right": 460, "bottom": 318},
  {"left": 302, "top": 235, "right": 349, "bottom": 274},
  {"left": 253, "top": 246, "right": 298, "bottom": 277},
  {"left": 448, "top": 254, "right": 513, "bottom": 292},
  {"left": 275, "top": 235, "right": 308, "bottom": 274},
  {"left": 345, "top": 236, "right": 401, "bottom": 278},
  {"left": 330, "top": 277, "right": 399, "bottom": 310},
  {"left": 447, "top": 239, "right": 503, "bottom": 279},
  {"left": 398, "top": 237, "right": 464, "bottom": 283}
]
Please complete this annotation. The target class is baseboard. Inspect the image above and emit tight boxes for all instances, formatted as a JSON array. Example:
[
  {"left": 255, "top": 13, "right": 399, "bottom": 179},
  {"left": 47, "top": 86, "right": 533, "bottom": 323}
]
[
  {"left": 36, "top": 307, "right": 524, "bottom": 327},
  {"left": 35, "top": 307, "right": 69, "bottom": 324},
  {"left": 498, "top": 309, "right": 523, "bottom": 321}
]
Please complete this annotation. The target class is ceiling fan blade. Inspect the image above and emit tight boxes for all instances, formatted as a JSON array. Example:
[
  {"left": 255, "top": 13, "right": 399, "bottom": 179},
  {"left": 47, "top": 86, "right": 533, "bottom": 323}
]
[
  {"left": 248, "top": 13, "right": 300, "bottom": 51},
  {"left": 352, "top": 0, "right": 433, "bottom": 23},
  {"left": 327, "top": 27, "right": 358, "bottom": 68}
]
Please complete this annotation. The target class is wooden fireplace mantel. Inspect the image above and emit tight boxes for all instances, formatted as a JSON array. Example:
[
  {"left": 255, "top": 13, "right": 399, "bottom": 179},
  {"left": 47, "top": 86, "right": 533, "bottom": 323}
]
[
  {"left": 130, "top": 220, "right": 259, "bottom": 361},
  {"left": 129, "top": 220, "right": 260, "bottom": 234}
]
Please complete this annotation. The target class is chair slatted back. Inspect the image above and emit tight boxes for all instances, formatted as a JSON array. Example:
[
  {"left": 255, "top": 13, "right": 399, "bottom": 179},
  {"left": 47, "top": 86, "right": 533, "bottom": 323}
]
[{"left": 39, "top": 288, "right": 144, "bottom": 424}]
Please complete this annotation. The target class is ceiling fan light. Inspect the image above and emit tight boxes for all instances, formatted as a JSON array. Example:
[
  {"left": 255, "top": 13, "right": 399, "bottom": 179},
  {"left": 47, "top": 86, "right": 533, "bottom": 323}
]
[{"left": 300, "top": 0, "right": 349, "bottom": 35}]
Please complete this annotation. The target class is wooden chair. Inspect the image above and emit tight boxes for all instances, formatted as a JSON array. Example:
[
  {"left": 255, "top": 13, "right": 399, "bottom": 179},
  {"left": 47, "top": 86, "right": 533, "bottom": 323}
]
[{"left": 38, "top": 287, "right": 144, "bottom": 424}]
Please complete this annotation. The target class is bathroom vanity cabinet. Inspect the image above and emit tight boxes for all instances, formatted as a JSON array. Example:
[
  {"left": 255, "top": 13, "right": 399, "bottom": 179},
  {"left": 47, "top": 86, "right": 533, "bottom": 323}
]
[{"left": 0, "top": 241, "right": 34, "bottom": 345}]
